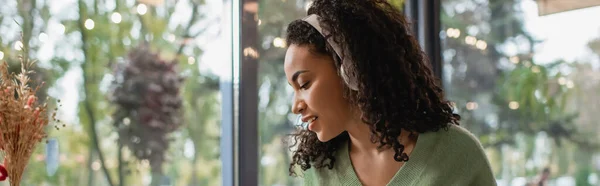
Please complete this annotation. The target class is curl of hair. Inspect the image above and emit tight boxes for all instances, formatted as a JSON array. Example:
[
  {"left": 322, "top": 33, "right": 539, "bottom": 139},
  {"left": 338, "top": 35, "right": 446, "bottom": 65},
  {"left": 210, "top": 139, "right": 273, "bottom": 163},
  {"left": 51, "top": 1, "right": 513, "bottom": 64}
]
[{"left": 285, "top": 0, "right": 460, "bottom": 176}]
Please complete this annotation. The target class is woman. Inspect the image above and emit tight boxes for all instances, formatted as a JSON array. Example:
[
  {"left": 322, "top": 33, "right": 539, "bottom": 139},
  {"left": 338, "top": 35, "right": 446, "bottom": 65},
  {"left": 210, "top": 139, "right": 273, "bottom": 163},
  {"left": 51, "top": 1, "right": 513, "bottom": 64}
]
[{"left": 283, "top": 0, "right": 496, "bottom": 185}]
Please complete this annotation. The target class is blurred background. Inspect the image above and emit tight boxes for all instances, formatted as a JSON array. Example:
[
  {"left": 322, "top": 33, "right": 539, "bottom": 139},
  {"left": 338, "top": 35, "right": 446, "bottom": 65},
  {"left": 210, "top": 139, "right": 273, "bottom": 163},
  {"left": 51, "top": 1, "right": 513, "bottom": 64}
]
[{"left": 0, "top": 0, "right": 598, "bottom": 185}]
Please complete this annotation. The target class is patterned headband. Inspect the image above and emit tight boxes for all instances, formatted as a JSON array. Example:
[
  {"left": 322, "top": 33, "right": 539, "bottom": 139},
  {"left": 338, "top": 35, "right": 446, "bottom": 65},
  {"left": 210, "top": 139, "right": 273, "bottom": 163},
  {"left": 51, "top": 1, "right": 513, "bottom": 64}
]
[{"left": 302, "top": 14, "right": 359, "bottom": 91}]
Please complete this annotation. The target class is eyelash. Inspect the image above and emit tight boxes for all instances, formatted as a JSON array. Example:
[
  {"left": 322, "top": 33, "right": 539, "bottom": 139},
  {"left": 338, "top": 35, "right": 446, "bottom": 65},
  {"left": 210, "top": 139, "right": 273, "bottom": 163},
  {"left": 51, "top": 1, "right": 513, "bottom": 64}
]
[{"left": 300, "top": 81, "right": 310, "bottom": 89}]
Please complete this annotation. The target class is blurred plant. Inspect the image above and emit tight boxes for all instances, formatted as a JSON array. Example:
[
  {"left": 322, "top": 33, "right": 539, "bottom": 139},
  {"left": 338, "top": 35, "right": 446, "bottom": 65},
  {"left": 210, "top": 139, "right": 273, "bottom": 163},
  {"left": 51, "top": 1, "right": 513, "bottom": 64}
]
[
  {"left": 492, "top": 60, "right": 593, "bottom": 148},
  {"left": 440, "top": 0, "right": 600, "bottom": 181},
  {"left": 110, "top": 45, "right": 184, "bottom": 186},
  {"left": 389, "top": 0, "right": 405, "bottom": 10},
  {"left": 0, "top": 38, "right": 61, "bottom": 186}
]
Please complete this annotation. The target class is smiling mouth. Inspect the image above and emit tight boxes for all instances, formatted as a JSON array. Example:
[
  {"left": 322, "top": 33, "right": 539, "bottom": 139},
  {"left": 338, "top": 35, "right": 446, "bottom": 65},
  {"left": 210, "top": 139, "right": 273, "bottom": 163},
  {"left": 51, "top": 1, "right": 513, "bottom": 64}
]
[
  {"left": 306, "top": 117, "right": 318, "bottom": 130},
  {"left": 308, "top": 117, "right": 318, "bottom": 123}
]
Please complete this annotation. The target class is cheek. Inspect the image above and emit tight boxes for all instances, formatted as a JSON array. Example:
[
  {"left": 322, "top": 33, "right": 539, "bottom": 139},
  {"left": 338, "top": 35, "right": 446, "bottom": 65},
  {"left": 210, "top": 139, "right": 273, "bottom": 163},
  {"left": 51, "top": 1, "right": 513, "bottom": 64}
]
[{"left": 307, "top": 81, "right": 350, "bottom": 118}]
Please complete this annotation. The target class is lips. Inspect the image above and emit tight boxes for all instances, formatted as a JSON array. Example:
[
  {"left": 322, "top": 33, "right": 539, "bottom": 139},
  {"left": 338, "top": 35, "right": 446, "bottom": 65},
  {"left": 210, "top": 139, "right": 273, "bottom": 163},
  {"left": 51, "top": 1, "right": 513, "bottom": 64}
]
[
  {"left": 300, "top": 116, "right": 318, "bottom": 130},
  {"left": 301, "top": 116, "right": 318, "bottom": 123}
]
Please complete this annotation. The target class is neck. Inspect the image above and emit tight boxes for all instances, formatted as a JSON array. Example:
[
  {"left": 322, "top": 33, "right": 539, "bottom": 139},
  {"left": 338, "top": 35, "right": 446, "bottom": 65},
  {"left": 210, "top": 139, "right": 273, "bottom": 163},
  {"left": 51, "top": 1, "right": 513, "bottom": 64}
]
[
  {"left": 345, "top": 120, "right": 417, "bottom": 157},
  {"left": 346, "top": 121, "right": 380, "bottom": 154}
]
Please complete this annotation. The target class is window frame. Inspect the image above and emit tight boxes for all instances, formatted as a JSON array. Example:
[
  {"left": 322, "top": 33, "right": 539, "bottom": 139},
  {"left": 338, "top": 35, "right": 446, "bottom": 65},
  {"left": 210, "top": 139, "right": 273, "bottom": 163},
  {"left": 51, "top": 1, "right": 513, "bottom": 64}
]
[{"left": 405, "top": 0, "right": 442, "bottom": 79}]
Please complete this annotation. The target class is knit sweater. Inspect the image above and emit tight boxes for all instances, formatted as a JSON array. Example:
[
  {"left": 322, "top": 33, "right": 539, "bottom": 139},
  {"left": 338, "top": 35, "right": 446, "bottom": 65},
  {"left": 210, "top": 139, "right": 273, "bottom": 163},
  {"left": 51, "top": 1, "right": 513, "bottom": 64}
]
[{"left": 301, "top": 125, "right": 497, "bottom": 186}]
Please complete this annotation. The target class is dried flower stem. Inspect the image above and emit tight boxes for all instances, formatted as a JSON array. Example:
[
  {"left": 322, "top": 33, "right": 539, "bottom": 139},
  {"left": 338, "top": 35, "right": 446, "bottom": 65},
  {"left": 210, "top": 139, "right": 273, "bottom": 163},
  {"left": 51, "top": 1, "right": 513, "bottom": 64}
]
[{"left": 0, "top": 35, "right": 58, "bottom": 186}]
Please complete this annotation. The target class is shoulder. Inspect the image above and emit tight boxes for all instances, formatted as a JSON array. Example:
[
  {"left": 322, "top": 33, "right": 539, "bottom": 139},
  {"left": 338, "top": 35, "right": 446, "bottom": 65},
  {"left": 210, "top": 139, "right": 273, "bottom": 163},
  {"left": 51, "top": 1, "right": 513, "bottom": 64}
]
[
  {"left": 435, "top": 124, "right": 486, "bottom": 153},
  {"left": 423, "top": 124, "right": 497, "bottom": 184},
  {"left": 427, "top": 124, "right": 490, "bottom": 166}
]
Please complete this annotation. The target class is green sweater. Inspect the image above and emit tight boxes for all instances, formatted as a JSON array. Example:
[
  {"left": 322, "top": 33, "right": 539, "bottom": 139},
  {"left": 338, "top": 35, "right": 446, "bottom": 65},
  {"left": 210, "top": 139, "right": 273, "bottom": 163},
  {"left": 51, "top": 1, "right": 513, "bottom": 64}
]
[{"left": 301, "top": 125, "right": 497, "bottom": 186}]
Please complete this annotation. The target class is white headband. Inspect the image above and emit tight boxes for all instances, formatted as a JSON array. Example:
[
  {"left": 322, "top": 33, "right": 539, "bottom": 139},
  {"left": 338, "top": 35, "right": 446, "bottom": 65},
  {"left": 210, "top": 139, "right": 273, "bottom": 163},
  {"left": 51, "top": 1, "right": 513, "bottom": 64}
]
[{"left": 302, "top": 14, "right": 359, "bottom": 91}]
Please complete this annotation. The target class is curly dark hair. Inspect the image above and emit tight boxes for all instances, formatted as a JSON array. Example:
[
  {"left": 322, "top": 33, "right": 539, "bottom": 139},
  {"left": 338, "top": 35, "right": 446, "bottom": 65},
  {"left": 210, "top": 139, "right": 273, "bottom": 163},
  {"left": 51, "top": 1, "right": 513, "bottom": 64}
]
[{"left": 285, "top": 0, "right": 461, "bottom": 176}]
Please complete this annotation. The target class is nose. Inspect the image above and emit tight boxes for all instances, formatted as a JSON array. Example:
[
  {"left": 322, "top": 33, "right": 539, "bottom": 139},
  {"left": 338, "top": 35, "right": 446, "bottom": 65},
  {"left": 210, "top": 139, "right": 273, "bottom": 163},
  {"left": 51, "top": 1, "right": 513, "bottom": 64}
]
[{"left": 291, "top": 96, "right": 306, "bottom": 114}]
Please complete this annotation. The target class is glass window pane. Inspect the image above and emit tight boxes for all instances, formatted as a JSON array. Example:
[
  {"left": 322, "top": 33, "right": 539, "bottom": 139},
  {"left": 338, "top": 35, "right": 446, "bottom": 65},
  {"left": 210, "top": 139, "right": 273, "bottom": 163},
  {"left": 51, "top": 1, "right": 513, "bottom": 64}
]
[
  {"left": 0, "top": 0, "right": 231, "bottom": 185},
  {"left": 256, "top": 1, "right": 306, "bottom": 185},
  {"left": 256, "top": 1, "right": 405, "bottom": 185},
  {"left": 441, "top": 0, "right": 600, "bottom": 185}
]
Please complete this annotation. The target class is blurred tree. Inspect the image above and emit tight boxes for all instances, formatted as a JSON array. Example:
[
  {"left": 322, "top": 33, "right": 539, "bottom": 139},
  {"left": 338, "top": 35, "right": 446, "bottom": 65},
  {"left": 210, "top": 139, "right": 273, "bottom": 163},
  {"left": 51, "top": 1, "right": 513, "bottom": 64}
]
[
  {"left": 2, "top": 0, "right": 222, "bottom": 185},
  {"left": 103, "top": 0, "right": 220, "bottom": 186},
  {"left": 3, "top": 0, "right": 64, "bottom": 105},
  {"left": 565, "top": 37, "right": 600, "bottom": 186},
  {"left": 589, "top": 38, "right": 600, "bottom": 56},
  {"left": 111, "top": 45, "right": 185, "bottom": 186},
  {"left": 180, "top": 67, "right": 221, "bottom": 186},
  {"left": 75, "top": 0, "right": 118, "bottom": 185},
  {"left": 441, "top": 0, "right": 600, "bottom": 183},
  {"left": 256, "top": 0, "right": 306, "bottom": 185}
]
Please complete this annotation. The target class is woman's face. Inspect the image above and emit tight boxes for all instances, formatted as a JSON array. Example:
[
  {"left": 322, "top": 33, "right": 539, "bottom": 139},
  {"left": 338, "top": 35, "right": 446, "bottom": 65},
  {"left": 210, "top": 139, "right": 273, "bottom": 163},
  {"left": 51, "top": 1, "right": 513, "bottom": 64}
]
[{"left": 284, "top": 44, "right": 355, "bottom": 142}]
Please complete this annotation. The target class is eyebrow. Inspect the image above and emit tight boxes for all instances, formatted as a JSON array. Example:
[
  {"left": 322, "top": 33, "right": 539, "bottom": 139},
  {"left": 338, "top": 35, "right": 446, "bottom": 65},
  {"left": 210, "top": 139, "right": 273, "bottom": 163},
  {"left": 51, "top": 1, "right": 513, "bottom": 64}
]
[{"left": 289, "top": 70, "right": 309, "bottom": 85}]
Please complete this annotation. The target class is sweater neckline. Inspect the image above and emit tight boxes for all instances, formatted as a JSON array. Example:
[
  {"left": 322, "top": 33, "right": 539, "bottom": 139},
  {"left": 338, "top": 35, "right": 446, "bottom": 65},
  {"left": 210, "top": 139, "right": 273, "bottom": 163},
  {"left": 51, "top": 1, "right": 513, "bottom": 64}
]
[{"left": 339, "top": 128, "right": 440, "bottom": 185}]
